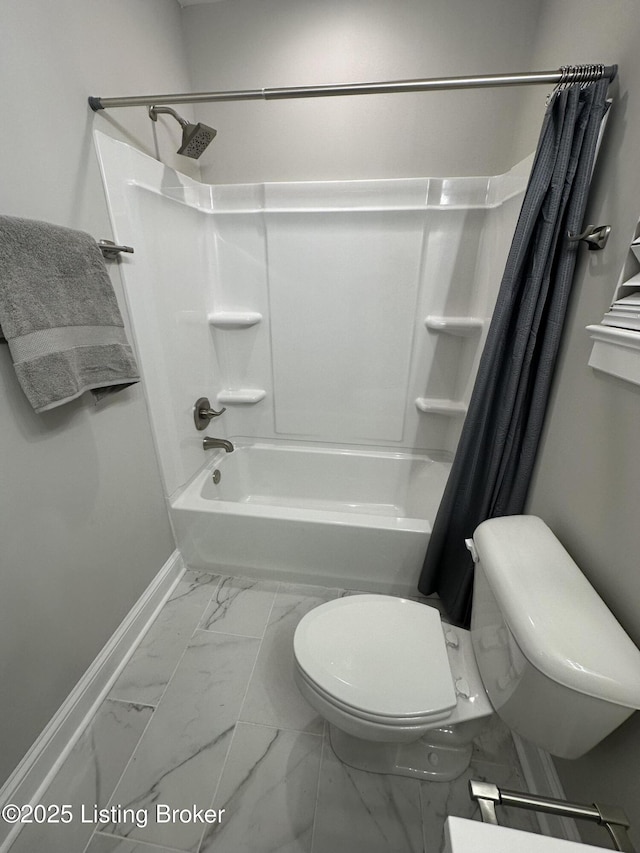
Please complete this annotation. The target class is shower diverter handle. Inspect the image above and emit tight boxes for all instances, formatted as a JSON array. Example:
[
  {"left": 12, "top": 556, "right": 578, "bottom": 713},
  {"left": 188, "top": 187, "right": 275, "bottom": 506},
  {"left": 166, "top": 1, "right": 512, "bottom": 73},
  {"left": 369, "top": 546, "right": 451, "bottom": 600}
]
[{"left": 193, "top": 397, "right": 226, "bottom": 430}]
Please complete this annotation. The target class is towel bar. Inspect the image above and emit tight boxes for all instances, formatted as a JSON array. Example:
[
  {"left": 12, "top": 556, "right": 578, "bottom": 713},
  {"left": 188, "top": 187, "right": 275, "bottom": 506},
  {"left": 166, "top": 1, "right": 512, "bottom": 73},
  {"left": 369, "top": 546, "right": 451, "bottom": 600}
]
[
  {"left": 0, "top": 238, "right": 134, "bottom": 345},
  {"left": 469, "top": 780, "right": 635, "bottom": 853},
  {"left": 98, "top": 239, "right": 134, "bottom": 260}
]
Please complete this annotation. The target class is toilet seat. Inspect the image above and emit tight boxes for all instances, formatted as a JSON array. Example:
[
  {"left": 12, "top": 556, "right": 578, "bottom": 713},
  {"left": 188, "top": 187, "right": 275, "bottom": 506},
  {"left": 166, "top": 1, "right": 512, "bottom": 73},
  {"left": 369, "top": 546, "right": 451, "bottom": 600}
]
[
  {"left": 293, "top": 594, "right": 457, "bottom": 722},
  {"left": 295, "top": 665, "right": 453, "bottom": 727}
]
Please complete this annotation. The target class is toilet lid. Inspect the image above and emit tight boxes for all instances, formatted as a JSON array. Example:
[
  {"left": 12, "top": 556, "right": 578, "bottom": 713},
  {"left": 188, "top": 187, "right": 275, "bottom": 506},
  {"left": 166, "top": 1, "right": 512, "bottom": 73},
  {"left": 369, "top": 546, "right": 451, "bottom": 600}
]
[{"left": 294, "top": 594, "right": 457, "bottom": 718}]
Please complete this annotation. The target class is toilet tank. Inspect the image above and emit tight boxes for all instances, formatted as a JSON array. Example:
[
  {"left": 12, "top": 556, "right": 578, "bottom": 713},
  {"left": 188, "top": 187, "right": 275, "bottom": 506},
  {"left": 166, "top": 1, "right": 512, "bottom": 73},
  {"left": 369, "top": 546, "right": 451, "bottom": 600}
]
[{"left": 470, "top": 515, "right": 640, "bottom": 759}]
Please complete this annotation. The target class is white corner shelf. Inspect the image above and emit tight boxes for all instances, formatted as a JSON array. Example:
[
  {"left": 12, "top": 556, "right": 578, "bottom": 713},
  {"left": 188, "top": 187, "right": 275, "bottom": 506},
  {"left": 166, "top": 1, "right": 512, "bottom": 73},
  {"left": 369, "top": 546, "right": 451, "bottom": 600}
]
[
  {"left": 217, "top": 389, "right": 266, "bottom": 404},
  {"left": 208, "top": 311, "right": 263, "bottom": 329},
  {"left": 425, "top": 316, "right": 483, "bottom": 336},
  {"left": 587, "top": 325, "right": 640, "bottom": 387},
  {"left": 415, "top": 397, "right": 468, "bottom": 415}
]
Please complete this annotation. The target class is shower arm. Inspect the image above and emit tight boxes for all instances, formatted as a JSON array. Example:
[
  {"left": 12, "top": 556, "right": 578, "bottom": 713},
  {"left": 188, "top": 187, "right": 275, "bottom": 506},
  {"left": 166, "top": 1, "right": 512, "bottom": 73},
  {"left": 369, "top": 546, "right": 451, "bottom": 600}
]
[
  {"left": 148, "top": 105, "right": 188, "bottom": 128},
  {"left": 88, "top": 65, "right": 617, "bottom": 111}
]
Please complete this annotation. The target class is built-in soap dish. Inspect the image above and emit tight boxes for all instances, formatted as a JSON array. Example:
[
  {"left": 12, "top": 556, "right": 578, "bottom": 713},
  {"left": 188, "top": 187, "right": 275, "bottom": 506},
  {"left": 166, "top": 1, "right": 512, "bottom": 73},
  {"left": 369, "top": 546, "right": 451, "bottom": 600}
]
[
  {"left": 415, "top": 397, "right": 467, "bottom": 415},
  {"left": 425, "top": 316, "right": 483, "bottom": 336},
  {"left": 218, "top": 389, "right": 266, "bottom": 404},
  {"left": 208, "top": 311, "right": 262, "bottom": 329}
]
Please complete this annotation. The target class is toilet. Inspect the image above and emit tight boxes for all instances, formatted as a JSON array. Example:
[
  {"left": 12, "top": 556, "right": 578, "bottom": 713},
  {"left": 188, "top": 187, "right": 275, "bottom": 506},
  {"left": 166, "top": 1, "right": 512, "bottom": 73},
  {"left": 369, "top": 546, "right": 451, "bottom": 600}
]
[{"left": 293, "top": 515, "right": 640, "bottom": 781}]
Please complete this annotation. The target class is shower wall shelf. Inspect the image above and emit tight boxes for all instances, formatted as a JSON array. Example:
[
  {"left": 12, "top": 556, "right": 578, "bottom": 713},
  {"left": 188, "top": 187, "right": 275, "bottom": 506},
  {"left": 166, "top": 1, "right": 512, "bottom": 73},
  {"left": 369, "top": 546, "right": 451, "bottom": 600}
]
[
  {"left": 587, "top": 218, "right": 640, "bottom": 387},
  {"left": 208, "top": 311, "right": 263, "bottom": 328},
  {"left": 586, "top": 325, "right": 640, "bottom": 387},
  {"left": 415, "top": 398, "right": 468, "bottom": 415},
  {"left": 217, "top": 389, "right": 266, "bottom": 404},
  {"left": 425, "top": 316, "right": 484, "bottom": 336}
]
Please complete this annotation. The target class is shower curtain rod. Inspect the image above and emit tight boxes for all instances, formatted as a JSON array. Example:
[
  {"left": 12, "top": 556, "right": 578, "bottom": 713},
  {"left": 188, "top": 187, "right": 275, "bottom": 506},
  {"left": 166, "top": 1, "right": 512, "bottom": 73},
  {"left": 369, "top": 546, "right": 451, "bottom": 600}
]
[{"left": 88, "top": 64, "right": 616, "bottom": 111}]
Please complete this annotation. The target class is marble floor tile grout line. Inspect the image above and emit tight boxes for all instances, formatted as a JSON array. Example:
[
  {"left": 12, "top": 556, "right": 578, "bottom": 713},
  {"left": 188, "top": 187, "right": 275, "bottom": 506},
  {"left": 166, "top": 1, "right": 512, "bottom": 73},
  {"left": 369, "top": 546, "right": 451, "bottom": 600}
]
[
  {"left": 191, "top": 579, "right": 326, "bottom": 852},
  {"left": 232, "top": 578, "right": 281, "bottom": 719},
  {"left": 213, "top": 719, "right": 326, "bottom": 737},
  {"left": 141, "top": 573, "right": 226, "bottom": 709},
  {"left": 99, "top": 627, "right": 257, "bottom": 853},
  {"left": 192, "top": 577, "right": 282, "bottom": 853},
  {"left": 99, "top": 576, "right": 223, "bottom": 794},
  {"left": 79, "top": 699, "right": 160, "bottom": 853},
  {"left": 90, "top": 829, "right": 187, "bottom": 852},
  {"left": 192, "top": 719, "right": 243, "bottom": 853},
  {"left": 109, "top": 572, "right": 225, "bottom": 711},
  {"left": 107, "top": 698, "right": 159, "bottom": 711},
  {"left": 309, "top": 721, "right": 330, "bottom": 853},
  {"left": 83, "top": 574, "right": 227, "bottom": 853},
  {"left": 195, "top": 575, "right": 277, "bottom": 639},
  {"left": 419, "top": 775, "right": 429, "bottom": 853},
  {"left": 190, "top": 578, "right": 282, "bottom": 847}
]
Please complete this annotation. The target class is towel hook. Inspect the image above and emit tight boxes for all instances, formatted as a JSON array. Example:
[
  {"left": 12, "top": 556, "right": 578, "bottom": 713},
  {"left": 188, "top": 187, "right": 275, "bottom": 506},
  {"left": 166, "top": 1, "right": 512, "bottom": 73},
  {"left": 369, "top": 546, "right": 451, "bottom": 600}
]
[{"left": 567, "top": 224, "right": 611, "bottom": 251}]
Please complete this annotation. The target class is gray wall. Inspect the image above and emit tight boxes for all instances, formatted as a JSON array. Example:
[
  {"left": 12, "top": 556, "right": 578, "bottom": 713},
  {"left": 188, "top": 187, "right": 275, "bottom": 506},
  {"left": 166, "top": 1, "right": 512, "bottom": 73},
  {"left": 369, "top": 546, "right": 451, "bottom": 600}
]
[
  {"left": 181, "top": 0, "right": 542, "bottom": 183},
  {"left": 0, "top": 1, "right": 196, "bottom": 788},
  {"left": 522, "top": 2, "right": 640, "bottom": 845}
]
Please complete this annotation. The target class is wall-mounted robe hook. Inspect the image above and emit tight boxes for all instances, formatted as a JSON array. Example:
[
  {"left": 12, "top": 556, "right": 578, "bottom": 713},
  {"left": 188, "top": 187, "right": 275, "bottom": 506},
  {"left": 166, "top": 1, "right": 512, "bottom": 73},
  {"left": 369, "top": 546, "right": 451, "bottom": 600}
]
[{"left": 567, "top": 224, "right": 611, "bottom": 251}]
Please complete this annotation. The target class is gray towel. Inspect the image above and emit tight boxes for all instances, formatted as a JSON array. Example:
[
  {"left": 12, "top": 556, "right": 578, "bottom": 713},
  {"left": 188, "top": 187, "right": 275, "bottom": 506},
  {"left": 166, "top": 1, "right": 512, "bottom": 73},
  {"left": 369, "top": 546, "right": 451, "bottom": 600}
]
[{"left": 0, "top": 216, "right": 139, "bottom": 413}]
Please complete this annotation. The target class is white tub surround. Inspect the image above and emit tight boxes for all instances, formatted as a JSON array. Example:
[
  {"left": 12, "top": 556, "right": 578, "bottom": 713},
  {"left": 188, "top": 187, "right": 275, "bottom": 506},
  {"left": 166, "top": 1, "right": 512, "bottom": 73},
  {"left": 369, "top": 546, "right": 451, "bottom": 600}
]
[
  {"left": 94, "top": 132, "right": 527, "bottom": 587},
  {"left": 95, "top": 132, "right": 526, "bottom": 494},
  {"left": 171, "top": 442, "right": 450, "bottom": 594}
]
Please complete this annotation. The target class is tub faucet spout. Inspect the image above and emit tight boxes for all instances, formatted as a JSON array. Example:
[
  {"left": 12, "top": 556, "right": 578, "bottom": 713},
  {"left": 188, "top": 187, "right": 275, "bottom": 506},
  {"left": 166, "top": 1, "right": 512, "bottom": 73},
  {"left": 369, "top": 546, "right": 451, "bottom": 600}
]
[{"left": 203, "top": 437, "right": 234, "bottom": 452}]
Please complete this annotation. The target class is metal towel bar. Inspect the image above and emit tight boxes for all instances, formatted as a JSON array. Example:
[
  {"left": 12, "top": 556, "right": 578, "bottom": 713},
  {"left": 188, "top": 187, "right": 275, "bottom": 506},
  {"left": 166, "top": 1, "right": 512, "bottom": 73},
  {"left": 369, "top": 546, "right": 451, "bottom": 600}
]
[
  {"left": 469, "top": 780, "right": 635, "bottom": 853},
  {"left": 0, "top": 238, "right": 135, "bottom": 345},
  {"left": 98, "top": 239, "right": 134, "bottom": 260}
]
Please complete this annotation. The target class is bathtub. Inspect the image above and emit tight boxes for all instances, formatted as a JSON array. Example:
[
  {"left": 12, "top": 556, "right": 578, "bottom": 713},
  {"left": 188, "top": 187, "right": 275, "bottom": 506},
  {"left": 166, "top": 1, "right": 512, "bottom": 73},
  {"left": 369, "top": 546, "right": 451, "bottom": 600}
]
[{"left": 170, "top": 442, "right": 451, "bottom": 595}]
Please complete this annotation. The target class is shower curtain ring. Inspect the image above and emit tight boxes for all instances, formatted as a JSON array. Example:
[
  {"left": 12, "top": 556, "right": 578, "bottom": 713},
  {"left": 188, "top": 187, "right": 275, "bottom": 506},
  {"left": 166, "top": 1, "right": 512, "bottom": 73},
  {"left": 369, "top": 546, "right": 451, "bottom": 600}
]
[
  {"left": 547, "top": 65, "right": 570, "bottom": 105},
  {"left": 580, "top": 65, "right": 593, "bottom": 88}
]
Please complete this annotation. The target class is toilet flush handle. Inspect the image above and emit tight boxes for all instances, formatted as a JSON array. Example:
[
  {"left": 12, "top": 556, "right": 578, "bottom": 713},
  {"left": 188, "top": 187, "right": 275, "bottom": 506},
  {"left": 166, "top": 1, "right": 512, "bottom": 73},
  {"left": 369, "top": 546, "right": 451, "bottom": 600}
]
[
  {"left": 465, "top": 538, "right": 479, "bottom": 563},
  {"left": 445, "top": 629, "right": 459, "bottom": 649}
]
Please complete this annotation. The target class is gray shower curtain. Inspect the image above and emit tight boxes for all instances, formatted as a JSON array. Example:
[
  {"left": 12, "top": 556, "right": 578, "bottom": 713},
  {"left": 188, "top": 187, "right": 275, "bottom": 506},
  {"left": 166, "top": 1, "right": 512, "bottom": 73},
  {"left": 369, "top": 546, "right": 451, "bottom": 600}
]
[{"left": 417, "top": 74, "right": 613, "bottom": 626}]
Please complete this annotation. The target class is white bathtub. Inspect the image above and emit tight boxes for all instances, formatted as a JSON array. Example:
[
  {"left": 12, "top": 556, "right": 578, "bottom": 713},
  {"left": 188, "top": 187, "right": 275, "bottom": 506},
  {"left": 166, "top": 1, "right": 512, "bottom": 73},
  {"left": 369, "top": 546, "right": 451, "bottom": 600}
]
[{"left": 170, "top": 442, "right": 451, "bottom": 595}]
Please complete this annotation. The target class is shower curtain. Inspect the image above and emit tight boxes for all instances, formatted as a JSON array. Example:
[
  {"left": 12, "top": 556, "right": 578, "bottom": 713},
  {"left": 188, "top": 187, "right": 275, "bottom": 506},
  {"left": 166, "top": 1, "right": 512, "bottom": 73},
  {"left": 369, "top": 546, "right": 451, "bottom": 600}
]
[{"left": 417, "top": 74, "right": 613, "bottom": 626}]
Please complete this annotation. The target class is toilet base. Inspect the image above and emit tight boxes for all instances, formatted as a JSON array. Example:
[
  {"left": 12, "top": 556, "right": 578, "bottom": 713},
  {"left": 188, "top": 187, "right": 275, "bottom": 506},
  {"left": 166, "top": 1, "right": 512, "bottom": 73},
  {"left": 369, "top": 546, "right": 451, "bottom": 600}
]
[{"left": 328, "top": 716, "right": 490, "bottom": 782}]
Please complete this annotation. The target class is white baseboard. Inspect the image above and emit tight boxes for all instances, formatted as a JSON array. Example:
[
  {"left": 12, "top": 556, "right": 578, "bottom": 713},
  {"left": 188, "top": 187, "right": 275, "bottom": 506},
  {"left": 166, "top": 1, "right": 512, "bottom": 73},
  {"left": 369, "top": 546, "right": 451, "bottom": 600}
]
[
  {"left": 512, "top": 734, "right": 582, "bottom": 842},
  {"left": 0, "top": 550, "right": 185, "bottom": 852}
]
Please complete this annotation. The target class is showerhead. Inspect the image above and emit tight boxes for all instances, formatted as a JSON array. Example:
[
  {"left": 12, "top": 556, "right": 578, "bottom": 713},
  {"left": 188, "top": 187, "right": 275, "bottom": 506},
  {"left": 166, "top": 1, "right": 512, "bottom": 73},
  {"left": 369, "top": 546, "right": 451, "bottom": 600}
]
[
  {"left": 177, "top": 121, "right": 217, "bottom": 159},
  {"left": 149, "top": 105, "right": 217, "bottom": 159}
]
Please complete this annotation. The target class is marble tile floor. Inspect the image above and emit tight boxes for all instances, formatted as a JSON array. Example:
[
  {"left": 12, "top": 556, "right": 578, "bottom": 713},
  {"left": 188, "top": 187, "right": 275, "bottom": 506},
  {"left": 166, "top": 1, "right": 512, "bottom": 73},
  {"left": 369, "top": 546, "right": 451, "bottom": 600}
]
[{"left": 7, "top": 570, "right": 540, "bottom": 853}]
